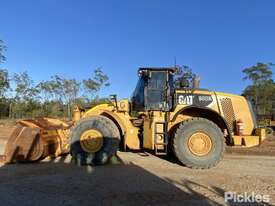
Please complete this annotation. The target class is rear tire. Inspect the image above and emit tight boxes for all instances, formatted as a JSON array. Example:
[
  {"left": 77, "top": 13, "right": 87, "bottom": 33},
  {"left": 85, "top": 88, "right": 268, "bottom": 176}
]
[
  {"left": 173, "top": 118, "right": 225, "bottom": 169},
  {"left": 266, "top": 127, "right": 273, "bottom": 137},
  {"left": 69, "top": 116, "right": 120, "bottom": 165}
]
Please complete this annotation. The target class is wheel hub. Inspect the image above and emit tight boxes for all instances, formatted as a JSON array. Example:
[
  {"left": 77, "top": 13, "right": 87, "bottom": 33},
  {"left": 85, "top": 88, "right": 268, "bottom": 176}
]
[
  {"left": 80, "top": 129, "right": 103, "bottom": 153},
  {"left": 188, "top": 132, "right": 212, "bottom": 156}
]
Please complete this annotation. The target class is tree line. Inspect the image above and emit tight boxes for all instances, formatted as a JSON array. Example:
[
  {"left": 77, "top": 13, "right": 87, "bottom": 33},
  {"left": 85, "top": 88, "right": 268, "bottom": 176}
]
[
  {"left": 0, "top": 39, "right": 274, "bottom": 119},
  {"left": 242, "top": 62, "right": 274, "bottom": 118},
  {"left": 0, "top": 40, "right": 110, "bottom": 118},
  {"left": 0, "top": 68, "right": 110, "bottom": 119}
]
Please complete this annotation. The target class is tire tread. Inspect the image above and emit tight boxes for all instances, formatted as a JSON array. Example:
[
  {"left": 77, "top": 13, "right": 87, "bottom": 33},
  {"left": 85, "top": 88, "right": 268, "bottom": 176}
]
[{"left": 173, "top": 117, "right": 225, "bottom": 169}]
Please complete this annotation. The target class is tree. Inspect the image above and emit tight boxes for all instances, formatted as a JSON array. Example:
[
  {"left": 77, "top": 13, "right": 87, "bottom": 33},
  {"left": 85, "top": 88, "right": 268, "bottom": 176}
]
[
  {"left": 10, "top": 71, "right": 41, "bottom": 118},
  {"left": 0, "top": 69, "right": 9, "bottom": 97},
  {"left": 63, "top": 78, "right": 81, "bottom": 104},
  {"left": 0, "top": 40, "right": 11, "bottom": 118},
  {"left": 83, "top": 68, "right": 110, "bottom": 99},
  {"left": 243, "top": 62, "right": 273, "bottom": 85},
  {"left": 40, "top": 75, "right": 81, "bottom": 117},
  {"left": 0, "top": 40, "right": 6, "bottom": 64},
  {"left": 13, "top": 71, "right": 39, "bottom": 101},
  {"left": 0, "top": 41, "right": 9, "bottom": 98},
  {"left": 242, "top": 63, "right": 274, "bottom": 115},
  {"left": 37, "top": 79, "right": 63, "bottom": 117},
  {"left": 38, "top": 76, "right": 64, "bottom": 102},
  {"left": 62, "top": 78, "right": 81, "bottom": 117},
  {"left": 174, "top": 65, "right": 196, "bottom": 88},
  {"left": 38, "top": 80, "right": 55, "bottom": 101},
  {"left": 1, "top": 67, "right": 111, "bottom": 119},
  {"left": 38, "top": 69, "right": 108, "bottom": 118}
]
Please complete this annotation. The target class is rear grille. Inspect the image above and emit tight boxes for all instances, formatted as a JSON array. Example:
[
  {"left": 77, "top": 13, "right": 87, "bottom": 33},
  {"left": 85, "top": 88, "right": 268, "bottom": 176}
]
[{"left": 220, "top": 98, "right": 236, "bottom": 133}]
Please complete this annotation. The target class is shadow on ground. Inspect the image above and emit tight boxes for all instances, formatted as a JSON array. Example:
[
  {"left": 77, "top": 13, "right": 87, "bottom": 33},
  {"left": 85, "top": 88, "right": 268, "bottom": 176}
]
[{"left": 0, "top": 155, "right": 272, "bottom": 206}]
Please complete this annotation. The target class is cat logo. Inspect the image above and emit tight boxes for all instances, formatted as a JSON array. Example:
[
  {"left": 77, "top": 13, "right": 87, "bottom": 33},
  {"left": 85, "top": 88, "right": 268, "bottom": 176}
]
[{"left": 177, "top": 93, "right": 213, "bottom": 107}]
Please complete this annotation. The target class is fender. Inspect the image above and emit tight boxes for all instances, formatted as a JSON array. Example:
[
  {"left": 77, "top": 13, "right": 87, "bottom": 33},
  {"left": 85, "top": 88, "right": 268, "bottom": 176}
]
[
  {"left": 83, "top": 104, "right": 140, "bottom": 150},
  {"left": 83, "top": 104, "right": 110, "bottom": 117},
  {"left": 171, "top": 105, "right": 233, "bottom": 142},
  {"left": 99, "top": 110, "right": 140, "bottom": 150},
  {"left": 99, "top": 110, "right": 126, "bottom": 135}
]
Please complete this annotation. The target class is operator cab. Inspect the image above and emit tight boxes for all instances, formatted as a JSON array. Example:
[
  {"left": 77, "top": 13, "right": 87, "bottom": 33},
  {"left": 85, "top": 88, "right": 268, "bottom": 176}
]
[{"left": 131, "top": 68, "right": 175, "bottom": 112}]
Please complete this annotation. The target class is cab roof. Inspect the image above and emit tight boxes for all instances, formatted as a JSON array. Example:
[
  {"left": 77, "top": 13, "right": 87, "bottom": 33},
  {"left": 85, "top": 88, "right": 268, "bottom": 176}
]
[{"left": 138, "top": 67, "right": 176, "bottom": 74}]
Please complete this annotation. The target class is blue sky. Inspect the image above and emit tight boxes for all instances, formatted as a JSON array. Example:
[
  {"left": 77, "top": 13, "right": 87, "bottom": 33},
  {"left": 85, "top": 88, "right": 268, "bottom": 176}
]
[{"left": 0, "top": 0, "right": 274, "bottom": 98}]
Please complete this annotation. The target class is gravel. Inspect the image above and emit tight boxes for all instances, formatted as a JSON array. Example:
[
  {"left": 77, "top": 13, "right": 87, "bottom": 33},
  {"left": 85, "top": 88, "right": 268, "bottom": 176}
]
[{"left": 0, "top": 152, "right": 274, "bottom": 206}]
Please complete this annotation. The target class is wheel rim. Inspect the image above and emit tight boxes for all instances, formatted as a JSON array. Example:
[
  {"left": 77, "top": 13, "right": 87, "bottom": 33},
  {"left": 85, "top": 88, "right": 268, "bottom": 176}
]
[
  {"left": 188, "top": 132, "right": 212, "bottom": 156},
  {"left": 80, "top": 129, "right": 103, "bottom": 153}
]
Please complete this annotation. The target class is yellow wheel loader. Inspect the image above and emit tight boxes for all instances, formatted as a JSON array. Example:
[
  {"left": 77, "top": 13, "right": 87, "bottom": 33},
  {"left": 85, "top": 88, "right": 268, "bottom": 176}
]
[{"left": 0, "top": 68, "right": 266, "bottom": 169}]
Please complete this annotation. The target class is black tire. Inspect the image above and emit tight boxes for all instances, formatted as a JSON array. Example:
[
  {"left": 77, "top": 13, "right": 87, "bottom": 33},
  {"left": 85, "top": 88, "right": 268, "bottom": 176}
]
[
  {"left": 266, "top": 127, "right": 273, "bottom": 137},
  {"left": 69, "top": 116, "right": 120, "bottom": 165},
  {"left": 173, "top": 118, "right": 225, "bottom": 169}
]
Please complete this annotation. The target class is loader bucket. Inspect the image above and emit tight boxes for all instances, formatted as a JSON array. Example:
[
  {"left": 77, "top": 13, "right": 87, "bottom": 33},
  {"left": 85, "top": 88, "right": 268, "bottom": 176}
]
[{"left": 0, "top": 118, "right": 71, "bottom": 164}]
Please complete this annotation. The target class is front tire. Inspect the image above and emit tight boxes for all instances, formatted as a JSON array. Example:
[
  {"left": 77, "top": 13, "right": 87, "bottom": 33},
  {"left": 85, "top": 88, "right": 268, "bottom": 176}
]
[
  {"left": 70, "top": 116, "right": 120, "bottom": 165},
  {"left": 173, "top": 118, "right": 225, "bottom": 169}
]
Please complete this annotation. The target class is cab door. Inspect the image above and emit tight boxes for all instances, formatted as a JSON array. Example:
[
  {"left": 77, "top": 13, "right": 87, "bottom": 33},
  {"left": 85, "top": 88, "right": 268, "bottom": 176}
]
[{"left": 144, "top": 71, "right": 169, "bottom": 111}]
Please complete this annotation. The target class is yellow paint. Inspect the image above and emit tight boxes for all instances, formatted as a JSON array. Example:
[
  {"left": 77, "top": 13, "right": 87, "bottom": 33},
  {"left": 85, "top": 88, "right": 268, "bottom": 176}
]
[
  {"left": 215, "top": 92, "right": 255, "bottom": 135},
  {"left": 143, "top": 111, "right": 166, "bottom": 150},
  {"left": 83, "top": 100, "right": 140, "bottom": 150},
  {"left": 75, "top": 89, "right": 259, "bottom": 152},
  {"left": 117, "top": 99, "right": 130, "bottom": 112},
  {"left": 168, "top": 113, "right": 190, "bottom": 129},
  {"left": 169, "top": 91, "right": 256, "bottom": 138},
  {"left": 83, "top": 104, "right": 111, "bottom": 117},
  {"left": 169, "top": 92, "right": 220, "bottom": 122},
  {"left": 188, "top": 132, "right": 212, "bottom": 156},
  {"left": 175, "top": 89, "right": 211, "bottom": 95},
  {"left": 232, "top": 135, "right": 261, "bottom": 147},
  {"left": 255, "top": 128, "right": 266, "bottom": 142},
  {"left": 80, "top": 129, "right": 103, "bottom": 153},
  {"left": 73, "top": 106, "right": 81, "bottom": 122},
  {"left": 18, "top": 118, "right": 70, "bottom": 157},
  {"left": 13, "top": 64, "right": 264, "bottom": 164}
]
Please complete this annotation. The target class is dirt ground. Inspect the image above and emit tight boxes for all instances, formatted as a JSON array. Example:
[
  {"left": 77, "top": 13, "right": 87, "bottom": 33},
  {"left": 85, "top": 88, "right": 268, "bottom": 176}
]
[
  {"left": 0, "top": 152, "right": 274, "bottom": 206},
  {"left": 0, "top": 121, "right": 274, "bottom": 205},
  {"left": 226, "top": 136, "right": 275, "bottom": 156}
]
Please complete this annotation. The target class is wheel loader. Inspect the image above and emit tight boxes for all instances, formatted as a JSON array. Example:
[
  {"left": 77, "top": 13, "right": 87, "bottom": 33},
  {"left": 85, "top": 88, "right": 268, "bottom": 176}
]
[{"left": 0, "top": 67, "right": 266, "bottom": 169}]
